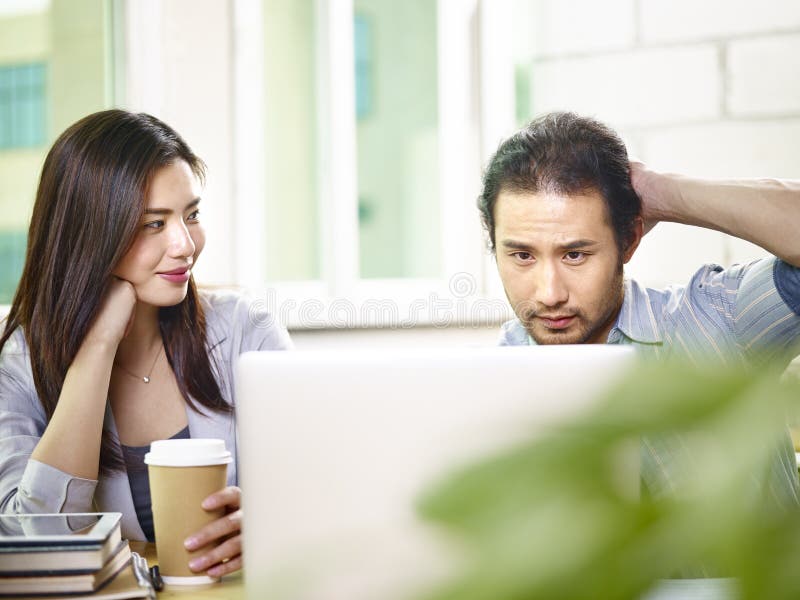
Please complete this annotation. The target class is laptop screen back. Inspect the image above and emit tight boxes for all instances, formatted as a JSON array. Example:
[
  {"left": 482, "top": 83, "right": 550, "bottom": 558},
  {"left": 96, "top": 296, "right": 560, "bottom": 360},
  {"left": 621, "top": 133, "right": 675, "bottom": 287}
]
[{"left": 237, "top": 345, "right": 636, "bottom": 600}]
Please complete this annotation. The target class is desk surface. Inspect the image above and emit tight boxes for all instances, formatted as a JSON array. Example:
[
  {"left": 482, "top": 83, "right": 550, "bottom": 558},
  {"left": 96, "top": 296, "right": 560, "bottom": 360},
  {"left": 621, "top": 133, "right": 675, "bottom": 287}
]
[{"left": 129, "top": 542, "right": 243, "bottom": 599}]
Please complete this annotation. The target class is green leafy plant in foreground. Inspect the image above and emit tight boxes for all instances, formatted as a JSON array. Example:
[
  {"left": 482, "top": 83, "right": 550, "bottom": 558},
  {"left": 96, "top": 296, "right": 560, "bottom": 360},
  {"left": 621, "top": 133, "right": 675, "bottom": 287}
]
[{"left": 416, "top": 361, "right": 800, "bottom": 600}]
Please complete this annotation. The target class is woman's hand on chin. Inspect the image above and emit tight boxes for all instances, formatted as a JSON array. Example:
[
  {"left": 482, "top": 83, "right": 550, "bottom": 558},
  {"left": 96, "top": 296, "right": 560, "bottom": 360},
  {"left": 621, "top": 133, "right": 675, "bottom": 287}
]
[{"left": 84, "top": 278, "right": 137, "bottom": 349}]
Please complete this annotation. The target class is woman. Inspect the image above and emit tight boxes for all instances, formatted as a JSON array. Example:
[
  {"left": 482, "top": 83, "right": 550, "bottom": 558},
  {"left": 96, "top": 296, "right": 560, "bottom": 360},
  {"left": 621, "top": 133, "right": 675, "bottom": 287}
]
[{"left": 0, "top": 109, "right": 291, "bottom": 578}]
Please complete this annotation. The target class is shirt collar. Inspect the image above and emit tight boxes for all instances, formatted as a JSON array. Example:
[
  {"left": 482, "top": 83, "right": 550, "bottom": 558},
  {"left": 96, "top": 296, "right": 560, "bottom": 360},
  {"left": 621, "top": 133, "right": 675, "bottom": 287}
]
[
  {"left": 524, "top": 278, "right": 663, "bottom": 345},
  {"left": 611, "top": 278, "right": 663, "bottom": 344}
]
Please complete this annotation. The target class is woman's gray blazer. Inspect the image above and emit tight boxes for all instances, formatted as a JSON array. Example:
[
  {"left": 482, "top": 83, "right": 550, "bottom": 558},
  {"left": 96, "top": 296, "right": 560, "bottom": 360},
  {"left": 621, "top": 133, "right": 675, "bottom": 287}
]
[{"left": 0, "top": 290, "right": 292, "bottom": 540}]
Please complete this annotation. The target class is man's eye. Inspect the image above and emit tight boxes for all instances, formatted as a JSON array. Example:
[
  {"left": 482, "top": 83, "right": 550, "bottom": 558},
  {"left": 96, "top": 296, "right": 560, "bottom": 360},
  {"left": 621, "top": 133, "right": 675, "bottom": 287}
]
[
  {"left": 144, "top": 220, "right": 164, "bottom": 230},
  {"left": 187, "top": 209, "right": 200, "bottom": 221},
  {"left": 565, "top": 251, "right": 586, "bottom": 261},
  {"left": 513, "top": 252, "right": 533, "bottom": 261}
]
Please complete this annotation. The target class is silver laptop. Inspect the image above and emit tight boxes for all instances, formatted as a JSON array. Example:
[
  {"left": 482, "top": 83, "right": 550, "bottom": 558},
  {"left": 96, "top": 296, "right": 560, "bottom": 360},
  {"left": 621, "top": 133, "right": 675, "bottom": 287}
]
[{"left": 236, "top": 345, "right": 636, "bottom": 600}]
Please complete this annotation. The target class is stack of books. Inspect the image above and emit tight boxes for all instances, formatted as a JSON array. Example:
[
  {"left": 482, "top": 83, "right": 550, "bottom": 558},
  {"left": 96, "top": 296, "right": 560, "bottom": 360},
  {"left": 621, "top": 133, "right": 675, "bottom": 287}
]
[{"left": 0, "top": 513, "right": 145, "bottom": 598}]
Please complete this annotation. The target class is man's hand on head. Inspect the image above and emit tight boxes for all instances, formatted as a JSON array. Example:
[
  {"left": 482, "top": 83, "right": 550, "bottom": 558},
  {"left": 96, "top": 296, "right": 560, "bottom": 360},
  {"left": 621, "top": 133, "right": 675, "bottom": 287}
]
[{"left": 629, "top": 160, "right": 683, "bottom": 236}]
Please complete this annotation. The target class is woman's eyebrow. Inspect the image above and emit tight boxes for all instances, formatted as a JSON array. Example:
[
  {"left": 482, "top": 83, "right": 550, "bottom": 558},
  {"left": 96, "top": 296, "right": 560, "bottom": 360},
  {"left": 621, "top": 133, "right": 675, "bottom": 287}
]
[{"left": 144, "top": 198, "right": 201, "bottom": 215}]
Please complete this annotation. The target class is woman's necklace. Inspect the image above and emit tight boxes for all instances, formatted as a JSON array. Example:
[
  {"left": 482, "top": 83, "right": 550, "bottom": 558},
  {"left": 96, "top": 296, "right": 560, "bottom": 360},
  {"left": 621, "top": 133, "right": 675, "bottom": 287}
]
[{"left": 114, "top": 344, "right": 163, "bottom": 384}]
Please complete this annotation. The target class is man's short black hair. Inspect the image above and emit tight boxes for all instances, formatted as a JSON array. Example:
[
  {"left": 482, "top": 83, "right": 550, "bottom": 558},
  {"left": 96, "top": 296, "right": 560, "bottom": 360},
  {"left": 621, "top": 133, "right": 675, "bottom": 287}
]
[{"left": 478, "top": 111, "right": 642, "bottom": 253}]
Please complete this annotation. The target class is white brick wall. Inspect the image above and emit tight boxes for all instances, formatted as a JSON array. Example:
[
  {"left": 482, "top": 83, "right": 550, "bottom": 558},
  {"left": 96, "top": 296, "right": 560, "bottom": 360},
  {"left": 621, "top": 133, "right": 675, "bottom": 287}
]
[
  {"left": 523, "top": 0, "right": 800, "bottom": 286},
  {"left": 522, "top": 0, "right": 635, "bottom": 57},
  {"left": 641, "top": 120, "right": 800, "bottom": 178},
  {"left": 625, "top": 224, "right": 728, "bottom": 289},
  {"left": 728, "top": 34, "right": 800, "bottom": 116},
  {"left": 532, "top": 46, "right": 720, "bottom": 128},
  {"left": 640, "top": 0, "right": 800, "bottom": 43},
  {"left": 640, "top": 119, "right": 800, "bottom": 272}
]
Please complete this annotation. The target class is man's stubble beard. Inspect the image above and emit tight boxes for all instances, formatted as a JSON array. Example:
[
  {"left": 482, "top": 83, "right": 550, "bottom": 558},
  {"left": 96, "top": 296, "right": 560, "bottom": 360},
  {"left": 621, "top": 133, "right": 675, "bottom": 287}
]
[{"left": 519, "top": 264, "right": 625, "bottom": 346}]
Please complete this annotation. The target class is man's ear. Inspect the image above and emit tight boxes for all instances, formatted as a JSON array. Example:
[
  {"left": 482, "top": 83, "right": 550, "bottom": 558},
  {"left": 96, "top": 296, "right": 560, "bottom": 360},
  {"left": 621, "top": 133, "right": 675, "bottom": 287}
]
[{"left": 622, "top": 217, "right": 644, "bottom": 264}]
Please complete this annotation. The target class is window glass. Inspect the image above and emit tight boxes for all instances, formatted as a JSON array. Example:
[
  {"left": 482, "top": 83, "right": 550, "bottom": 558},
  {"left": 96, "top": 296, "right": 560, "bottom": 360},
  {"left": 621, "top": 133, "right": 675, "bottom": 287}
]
[
  {"left": 0, "top": 63, "right": 46, "bottom": 149},
  {"left": 512, "top": 0, "right": 535, "bottom": 127},
  {"left": 0, "top": 0, "right": 116, "bottom": 304},
  {"left": 0, "top": 7, "right": 49, "bottom": 304},
  {"left": 354, "top": 0, "right": 441, "bottom": 279},
  {"left": 262, "top": 0, "right": 321, "bottom": 282}
]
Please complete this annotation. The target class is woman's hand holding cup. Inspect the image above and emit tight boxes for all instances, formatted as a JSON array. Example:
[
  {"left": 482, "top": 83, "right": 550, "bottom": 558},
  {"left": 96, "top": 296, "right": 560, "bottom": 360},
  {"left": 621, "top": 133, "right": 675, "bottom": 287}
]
[
  {"left": 185, "top": 486, "right": 243, "bottom": 577},
  {"left": 144, "top": 439, "right": 233, "bottom": 585}
]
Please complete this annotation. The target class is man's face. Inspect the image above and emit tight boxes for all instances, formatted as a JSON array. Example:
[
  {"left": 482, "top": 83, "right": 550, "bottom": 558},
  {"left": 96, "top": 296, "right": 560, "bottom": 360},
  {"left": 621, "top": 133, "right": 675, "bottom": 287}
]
[{"left": 494, "top": 188, "right": 631, "bottom": 345}]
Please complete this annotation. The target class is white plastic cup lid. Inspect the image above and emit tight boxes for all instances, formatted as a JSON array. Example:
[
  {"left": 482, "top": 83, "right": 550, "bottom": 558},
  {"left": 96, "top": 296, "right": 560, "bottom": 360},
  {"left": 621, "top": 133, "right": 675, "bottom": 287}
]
[{"left": 144, "top": 438, "right": 232, "bottom": 467}]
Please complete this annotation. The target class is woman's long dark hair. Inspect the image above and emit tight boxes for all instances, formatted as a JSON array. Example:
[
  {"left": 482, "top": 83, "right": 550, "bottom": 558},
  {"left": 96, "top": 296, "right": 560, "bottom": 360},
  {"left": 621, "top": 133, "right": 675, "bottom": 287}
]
[{"left": 0, "top": 109, "right": 229, "bottom": 473}]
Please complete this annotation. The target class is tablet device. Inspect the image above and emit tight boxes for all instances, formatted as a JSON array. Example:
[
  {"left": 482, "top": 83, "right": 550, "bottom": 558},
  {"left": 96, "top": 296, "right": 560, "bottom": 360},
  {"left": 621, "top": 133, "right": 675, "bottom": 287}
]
[{"left": 0, "top": 513, "right": 122, "bottom": 547}]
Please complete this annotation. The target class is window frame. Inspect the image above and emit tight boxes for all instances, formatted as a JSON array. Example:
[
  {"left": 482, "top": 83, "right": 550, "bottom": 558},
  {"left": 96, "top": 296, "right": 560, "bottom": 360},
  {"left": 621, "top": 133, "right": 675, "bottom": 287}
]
[
  {"left": 232, "top": 0, "right": 513, "bottom": 329},
  {"left": 121, "top": 0, "right": 515, "bottom": 330}
]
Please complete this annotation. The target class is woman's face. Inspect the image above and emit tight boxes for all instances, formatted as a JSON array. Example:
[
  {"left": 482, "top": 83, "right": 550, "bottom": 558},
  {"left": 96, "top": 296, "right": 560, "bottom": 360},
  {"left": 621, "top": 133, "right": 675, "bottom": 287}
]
[{"left": 113, "top": 160, "right": 206, "bottom": 307}]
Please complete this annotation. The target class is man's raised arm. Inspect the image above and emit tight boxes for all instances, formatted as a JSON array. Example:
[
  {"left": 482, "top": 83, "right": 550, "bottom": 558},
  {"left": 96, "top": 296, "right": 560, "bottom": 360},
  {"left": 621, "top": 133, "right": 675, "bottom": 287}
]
[{"left": 631, "top": 162, "right": 800, "bottom": 268}]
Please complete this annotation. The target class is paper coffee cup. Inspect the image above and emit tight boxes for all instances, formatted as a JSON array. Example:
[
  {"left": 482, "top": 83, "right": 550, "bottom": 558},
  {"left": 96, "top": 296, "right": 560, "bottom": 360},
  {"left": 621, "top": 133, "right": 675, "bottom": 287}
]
[{"left": 144, "top": 438, "right": 232, "bottom": 585}]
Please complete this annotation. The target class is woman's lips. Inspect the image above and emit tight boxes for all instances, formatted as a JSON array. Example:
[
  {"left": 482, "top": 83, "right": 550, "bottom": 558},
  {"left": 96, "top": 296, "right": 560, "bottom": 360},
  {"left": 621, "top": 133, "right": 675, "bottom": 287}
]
[
  {"left": 538, "top": 316, "right": 575, "bottom": 329},
  {"left": 158, "top": 269, "right": 190, "bottom": 283}
]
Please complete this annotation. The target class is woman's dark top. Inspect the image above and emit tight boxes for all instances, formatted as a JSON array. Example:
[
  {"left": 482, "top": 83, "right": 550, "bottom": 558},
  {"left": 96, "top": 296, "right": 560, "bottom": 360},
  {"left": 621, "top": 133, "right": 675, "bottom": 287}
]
[{"left": 121, "top": 426, "right": 190, "bottom": 542}]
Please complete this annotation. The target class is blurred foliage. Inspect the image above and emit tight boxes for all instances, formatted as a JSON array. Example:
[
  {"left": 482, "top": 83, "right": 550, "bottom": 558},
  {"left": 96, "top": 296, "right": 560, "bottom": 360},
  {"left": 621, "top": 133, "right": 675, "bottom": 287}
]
[{"left": 416, "top": 360, "right": 800, "bottom": 600}]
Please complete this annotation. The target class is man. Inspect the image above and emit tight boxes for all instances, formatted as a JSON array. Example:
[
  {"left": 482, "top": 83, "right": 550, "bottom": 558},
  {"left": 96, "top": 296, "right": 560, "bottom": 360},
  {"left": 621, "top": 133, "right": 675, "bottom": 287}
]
[
  {"left": 482, "top": 112, "right": 800, "bottom": 364},
  {"left": 480, "top": 111, "right": 800, "bottom": 507}
]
